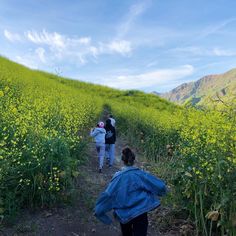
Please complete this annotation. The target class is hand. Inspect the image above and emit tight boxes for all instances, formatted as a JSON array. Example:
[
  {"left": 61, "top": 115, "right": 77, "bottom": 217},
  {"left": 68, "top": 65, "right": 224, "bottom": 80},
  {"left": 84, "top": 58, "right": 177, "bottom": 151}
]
[{"left": 167, "top": 185, "right": 171, "bottom": 192}]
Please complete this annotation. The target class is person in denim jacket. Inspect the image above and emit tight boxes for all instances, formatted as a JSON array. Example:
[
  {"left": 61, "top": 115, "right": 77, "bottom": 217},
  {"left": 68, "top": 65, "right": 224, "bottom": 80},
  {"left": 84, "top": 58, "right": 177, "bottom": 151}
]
[{"left": 94, "top": 147, "right": 167, "bottom": 236}]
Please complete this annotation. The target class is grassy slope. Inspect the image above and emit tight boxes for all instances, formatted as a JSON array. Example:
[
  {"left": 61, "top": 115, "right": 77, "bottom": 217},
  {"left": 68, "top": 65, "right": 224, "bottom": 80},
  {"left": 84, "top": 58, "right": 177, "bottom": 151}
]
[
  {"left": 38, "top": 70, "right": 178, "bottom": 110},
  {"left": 1, "top": 56, "right": 235, "bottom": 234},
  {"left": 0, "top": 55, "right": 179, "bottom": 163},
  {"left": 0, "top": 55, "right": 180, "bottom": 218},
  {"left": 0, "top": 56, "right": 104, "bottom": 218}
]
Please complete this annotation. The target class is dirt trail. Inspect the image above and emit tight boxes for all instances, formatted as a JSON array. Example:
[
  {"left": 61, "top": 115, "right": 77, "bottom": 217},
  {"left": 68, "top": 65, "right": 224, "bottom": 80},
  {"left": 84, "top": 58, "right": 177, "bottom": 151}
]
[{"left": 1, "top": 137, "right": 162, "bottom": 236}]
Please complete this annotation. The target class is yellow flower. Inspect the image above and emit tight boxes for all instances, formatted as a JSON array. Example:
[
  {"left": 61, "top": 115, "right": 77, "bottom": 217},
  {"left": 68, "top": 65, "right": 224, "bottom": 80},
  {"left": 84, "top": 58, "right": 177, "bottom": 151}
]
[
  {"left": 12, "top": 107, "right": 18, "bottom": 113},
  {"left": 206, "top": 211, "right": 220, "bottom": 221},
  {"left": 4, "top": 86, "right": 10, "bottom": 92}
]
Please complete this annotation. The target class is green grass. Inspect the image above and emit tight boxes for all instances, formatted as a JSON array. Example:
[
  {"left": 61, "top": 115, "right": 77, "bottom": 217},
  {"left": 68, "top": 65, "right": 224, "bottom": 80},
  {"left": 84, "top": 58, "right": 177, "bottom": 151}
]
[{"left": 0, "top": 56, "right": 235, "bottom": 235}]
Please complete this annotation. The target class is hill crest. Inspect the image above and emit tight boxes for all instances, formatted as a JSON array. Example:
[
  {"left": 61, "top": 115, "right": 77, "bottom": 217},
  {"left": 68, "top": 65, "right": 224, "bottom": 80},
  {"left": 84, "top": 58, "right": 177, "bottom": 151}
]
[{"left": 161, "top": 69, "right": 236, "bottom": 105}]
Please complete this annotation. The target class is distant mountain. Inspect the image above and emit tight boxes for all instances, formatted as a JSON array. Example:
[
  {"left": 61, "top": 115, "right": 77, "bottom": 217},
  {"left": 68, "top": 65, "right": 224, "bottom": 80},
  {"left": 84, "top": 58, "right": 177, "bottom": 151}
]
[
  {"left": 161, "top": 68, "right": 236, "bottom": 106},
  {"left": 151, "top": 91, "right": 161, "bottom": 96}
]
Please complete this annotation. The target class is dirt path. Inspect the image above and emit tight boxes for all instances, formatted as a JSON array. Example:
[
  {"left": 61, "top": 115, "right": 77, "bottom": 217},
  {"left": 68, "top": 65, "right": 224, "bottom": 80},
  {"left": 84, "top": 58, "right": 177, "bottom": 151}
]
[{"left": 1, "top": 137, "right": 162, "bottom": 236}]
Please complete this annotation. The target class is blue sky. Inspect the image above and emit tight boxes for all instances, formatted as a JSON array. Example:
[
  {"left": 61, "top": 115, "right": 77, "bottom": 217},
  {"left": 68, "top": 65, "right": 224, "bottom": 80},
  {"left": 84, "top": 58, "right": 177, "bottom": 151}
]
[{"left": 1, "top": 0, "right": 236, "bottom": 92}]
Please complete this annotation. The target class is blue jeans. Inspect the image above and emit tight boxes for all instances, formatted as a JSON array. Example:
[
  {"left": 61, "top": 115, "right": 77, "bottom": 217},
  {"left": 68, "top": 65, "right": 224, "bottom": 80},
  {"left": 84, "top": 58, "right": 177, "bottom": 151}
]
[
  {"left": 96, "top": 143, "right": 105, "bottom": 169},
  {"left": 105, "top": 144, "right": 115, "bottom": 166}
]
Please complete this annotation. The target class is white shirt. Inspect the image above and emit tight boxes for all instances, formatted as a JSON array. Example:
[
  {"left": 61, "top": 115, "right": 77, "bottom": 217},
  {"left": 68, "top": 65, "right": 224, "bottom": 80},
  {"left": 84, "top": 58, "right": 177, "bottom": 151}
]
[{"left": 109, "top": 117, "right": 116, "bottom": 127}]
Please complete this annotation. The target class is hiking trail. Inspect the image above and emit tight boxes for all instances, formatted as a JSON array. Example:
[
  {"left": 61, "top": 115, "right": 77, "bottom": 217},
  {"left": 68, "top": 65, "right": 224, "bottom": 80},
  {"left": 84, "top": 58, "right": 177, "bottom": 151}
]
[{"left": 1, "top": 136, "right": 181, "bottom": 236}]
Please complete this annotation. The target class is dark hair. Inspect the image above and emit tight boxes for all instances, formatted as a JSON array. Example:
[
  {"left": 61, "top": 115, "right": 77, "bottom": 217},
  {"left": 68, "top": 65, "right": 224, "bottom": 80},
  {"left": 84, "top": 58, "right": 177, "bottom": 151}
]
[
  {"left": 109, "top": 114, "right": 113, "bottom": 118},
  {"left": 106, "top": 118, "right": 112, "bottom": 126},
  {"left": 122, "top": 147, "right": 135, "bottom": 166}
]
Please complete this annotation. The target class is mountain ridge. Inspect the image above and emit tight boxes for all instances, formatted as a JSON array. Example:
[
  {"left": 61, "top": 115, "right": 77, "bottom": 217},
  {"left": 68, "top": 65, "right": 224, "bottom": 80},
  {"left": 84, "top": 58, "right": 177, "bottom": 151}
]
[{"left": 161, "top": 68, "right": 236, "bottom": 106}]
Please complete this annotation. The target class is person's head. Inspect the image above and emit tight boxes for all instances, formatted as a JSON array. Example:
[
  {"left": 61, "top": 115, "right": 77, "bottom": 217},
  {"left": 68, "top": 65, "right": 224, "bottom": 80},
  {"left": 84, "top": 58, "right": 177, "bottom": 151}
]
[
  {"left": 121, "top": 147, "right": 135, "bottom": 166},
  {"left": 98, "top": 121, "right": 104, "bottom": 128},
  {"left": 109, "top": 114, "right": 113, "bottom": 118},
  {"left": 106, "top": 118, "right": 112, "bottom": 126}
]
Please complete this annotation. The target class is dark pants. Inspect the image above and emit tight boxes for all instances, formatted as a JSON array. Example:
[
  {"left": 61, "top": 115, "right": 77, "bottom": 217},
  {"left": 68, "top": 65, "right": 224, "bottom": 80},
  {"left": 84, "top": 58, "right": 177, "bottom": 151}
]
[{"left": 120, "top": 213, "right": 148, "bottom": 236}]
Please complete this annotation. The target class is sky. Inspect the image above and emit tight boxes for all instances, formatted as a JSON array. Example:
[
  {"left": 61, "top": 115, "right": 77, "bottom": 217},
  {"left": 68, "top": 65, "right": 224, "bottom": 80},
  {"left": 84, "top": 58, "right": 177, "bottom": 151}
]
[{"left": 0, "top": 0, "right": 236, "bottom": 93}]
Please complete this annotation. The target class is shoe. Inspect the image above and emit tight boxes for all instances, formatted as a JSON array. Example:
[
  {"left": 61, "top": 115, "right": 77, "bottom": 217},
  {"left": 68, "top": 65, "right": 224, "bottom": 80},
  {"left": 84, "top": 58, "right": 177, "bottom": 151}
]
[{"left": 99, "top": 168, "right": 102, "bottom": 173}]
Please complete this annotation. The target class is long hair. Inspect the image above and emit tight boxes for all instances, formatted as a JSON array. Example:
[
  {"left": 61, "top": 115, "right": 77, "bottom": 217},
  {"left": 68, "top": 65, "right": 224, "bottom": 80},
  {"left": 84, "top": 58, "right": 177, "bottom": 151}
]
[{"left": 122, "top": 147, "right": 135, "bottom": 166}]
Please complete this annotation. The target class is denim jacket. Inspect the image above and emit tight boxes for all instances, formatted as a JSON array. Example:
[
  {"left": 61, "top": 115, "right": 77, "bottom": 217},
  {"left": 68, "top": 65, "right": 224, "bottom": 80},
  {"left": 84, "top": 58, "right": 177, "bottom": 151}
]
[
  {"left": 94, "top": 166, "right": 167, "bottom": 224},
  {"left": 90, "top": 127, "right": 106, "bottom": 144}
]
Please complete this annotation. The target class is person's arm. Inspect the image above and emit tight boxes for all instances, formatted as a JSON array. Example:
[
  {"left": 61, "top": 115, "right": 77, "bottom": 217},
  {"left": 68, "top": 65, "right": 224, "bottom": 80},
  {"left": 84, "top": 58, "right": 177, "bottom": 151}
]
[
  {"left": 90, "top": 128, "right": 98, "bottom": 137},
  {"left": 94, "top": 191, "right": 113, "bottom": 224},
  {"left": 142, "top": 172, "right": 167, "bottom": 197}
]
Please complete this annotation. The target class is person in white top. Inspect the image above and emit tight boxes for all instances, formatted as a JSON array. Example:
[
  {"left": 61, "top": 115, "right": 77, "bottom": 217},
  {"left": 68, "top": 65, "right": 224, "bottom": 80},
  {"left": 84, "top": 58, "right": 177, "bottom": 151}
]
[{"left": 108, "top": 114, "right": 116, "bottom": 127}]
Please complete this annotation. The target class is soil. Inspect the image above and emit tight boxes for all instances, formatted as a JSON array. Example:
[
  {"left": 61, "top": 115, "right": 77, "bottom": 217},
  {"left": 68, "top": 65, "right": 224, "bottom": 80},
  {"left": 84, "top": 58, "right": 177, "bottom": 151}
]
[{"left": 0, "top": 137, "right": 188, "bottom": 236}]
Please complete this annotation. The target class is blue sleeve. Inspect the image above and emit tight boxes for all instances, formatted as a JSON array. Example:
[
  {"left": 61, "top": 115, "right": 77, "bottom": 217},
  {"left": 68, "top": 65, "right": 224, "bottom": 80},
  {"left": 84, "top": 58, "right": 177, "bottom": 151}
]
[
  {"left": 94, "top": 191, "right": 113, "bottom": 225},
  {"left": 90, "top": 129, "right": 98, "bottom": 137},
  {"left": 142, "top": 172, "right": 167, "bottom": 197}
]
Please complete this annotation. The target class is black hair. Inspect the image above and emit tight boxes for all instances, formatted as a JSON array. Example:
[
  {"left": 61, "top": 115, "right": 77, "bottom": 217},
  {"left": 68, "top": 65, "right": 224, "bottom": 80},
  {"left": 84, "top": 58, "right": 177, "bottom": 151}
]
[
  {"left": 106, "top": 118, "right": 112, "bottom": 126},
  {"left": 121, "top": 147, "right": 135, "bottom": 166},
  {"left": 109, "top": 114, "right": 113, "bottom": 118}
]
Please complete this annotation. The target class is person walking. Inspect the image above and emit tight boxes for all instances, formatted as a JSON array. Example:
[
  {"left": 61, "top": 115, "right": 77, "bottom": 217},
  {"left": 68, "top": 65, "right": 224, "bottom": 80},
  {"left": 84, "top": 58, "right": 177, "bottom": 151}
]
[
  {"left": 90, "top": 121, "right": 106, "bottom": 173},
  {"left": 105, "top": 119, "right": 116, "bottom": 167},
  {"left": 94, "top": 147, "right": 167, "bottom": 236},
  {"left": 108, "top": 114, "right": 116, "bottom": 127}
]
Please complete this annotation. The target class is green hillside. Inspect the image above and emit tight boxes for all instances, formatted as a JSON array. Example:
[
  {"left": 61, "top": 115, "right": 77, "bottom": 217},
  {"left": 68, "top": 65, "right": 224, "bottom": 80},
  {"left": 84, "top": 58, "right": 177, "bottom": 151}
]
[
  {"left": 162, "top": 69, "right": 236, "bottom": 106},
  {"left": 0, "top": 56, "right": 235, "bottom": 235},
  {"left": 39, "top": 70, "right": 178, "bottom": 111}
]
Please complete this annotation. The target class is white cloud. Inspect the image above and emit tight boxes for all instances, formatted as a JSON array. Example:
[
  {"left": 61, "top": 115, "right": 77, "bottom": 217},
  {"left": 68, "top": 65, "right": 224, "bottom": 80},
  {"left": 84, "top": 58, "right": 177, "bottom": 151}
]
[
  {"left": 21, "top": 29, "right": 132, "bottom": 65},
  {"left": 15, "top": 56, "right": 38, "bottom": 69},
  {"left": 198, "top": 18, "right": 236, "bottom": 40},
  {"left": 103, "top": 65, "right": 194, "bottom": 90},
  {"left": 106, "top": 40, "right": 132, "bottom": 55},
  {"left": 25, "top": 29, "right": 66, "bottom": 48},
  {"left": 25, "top": 31, "right": 93, "bottom": 60},
  {"left": 171, "top": 46, "right": 204, "bottom": 55},
  {"left": 3, "top": 28, "right": 134, "bottom": 69},
  {"left": 146, "top": 60, "right": 159, "bottom": 68},
  {"left": 4, "top": 30, "right": 21, "bottom": 42},
  {"left": 35, "top": 47, "right": 46, "bottom": 63},
  {"left": 114, "top": 1, "right": 182, "bottom": 49},
  {"left": 118, "top": 0, "right": 150, "bottom": 38},
  {"left": 212, "top": 48, "right": 236, "bottom": 56},
  {"left": 171, "top": 46, "right": 236, "bottom": 57},
  {"left": 89, "top": 46, "right": 99, "bottom": 57},
  {"left": 77, "top": 37, "right": 91, "bottom": 45},
  {"left": 97, "top": 40, "right": 132, "bottom": 56}
]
